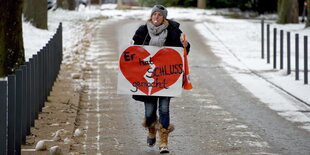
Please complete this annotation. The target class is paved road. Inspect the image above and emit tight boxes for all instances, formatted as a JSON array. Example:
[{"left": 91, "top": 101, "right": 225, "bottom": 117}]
[{"left": 71, "top": 19, "right": 310, "bottom": 155}]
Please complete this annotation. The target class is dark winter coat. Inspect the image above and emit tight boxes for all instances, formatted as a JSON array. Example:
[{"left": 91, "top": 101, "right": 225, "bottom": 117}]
[{"left": 132, "top": 19, "right": 190, "bottom": 102}]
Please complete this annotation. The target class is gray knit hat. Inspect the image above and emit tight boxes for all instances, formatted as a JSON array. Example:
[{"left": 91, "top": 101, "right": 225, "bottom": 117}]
[{"left": 151, "top": 5, "right": 168, "bottom": 19}]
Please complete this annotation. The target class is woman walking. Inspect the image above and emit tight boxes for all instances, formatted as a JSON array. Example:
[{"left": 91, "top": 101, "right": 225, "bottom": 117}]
[{"left": 132, "top": 4, "right": 190, "bottom": 154}]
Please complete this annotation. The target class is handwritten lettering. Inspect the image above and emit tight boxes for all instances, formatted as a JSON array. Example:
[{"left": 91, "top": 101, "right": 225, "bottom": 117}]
[
  {"left": 130, "top": 78, "right": 168, "bottom": 92},
  {"left": 139, "top": 57, "right": 153, "bottom": 65},
  {"left": 146, "top": 64, "right": 183, "bottom": 78},
  {"left": 123, "top": 51, "right": 136, "bottom": 61}
]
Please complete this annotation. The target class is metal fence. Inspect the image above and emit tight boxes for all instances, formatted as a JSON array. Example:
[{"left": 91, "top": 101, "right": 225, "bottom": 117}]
[
  {"left": 261, "top": 20, "right": 309, "bottom": 84},
  {"left": 0, "top": 23, "right": 62, "bottom": 155}
]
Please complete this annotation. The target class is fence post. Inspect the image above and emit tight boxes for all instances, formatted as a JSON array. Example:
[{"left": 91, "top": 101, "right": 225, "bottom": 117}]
[
  {"left": 287, "top": 32, "right": 291, "bottom": 75},
  {"left": 45, "top": 46, "right": 49, "bottom": 101},
  {"left": 43, "top": 47, "right": 46, "bottom": 105},
  {"left": 0, "top": 81, "right": 7, "bottom": 155},
  {"left": 33, "top": 55, "right": 39, "bottom": 119},
  {"left": 29, "top": 58, "right": 35, "bottom": 127},
  {"left": 280, "top": 30, "right": 284, "bottom": 69},
  {"left": 7, "top": 75, "right": 16, "bottom": 155},
  {"left": 305, "top": 36, "right": 308, "bottom": 84},
  {"left": 47, "top": 43, "right": 51, "bottom": 96},
  {"left": 38, "top": 51, "right": 43, "bottom": 111},
  {"left": 296, "top": 34, "right": 299, "bottom": 80},
  {"left": 25, "top": 62, "right": 31, "bottom": 134},
  {"left": 58, "top": 23, "right": 63, "bottom": 72},
  {"left": 267, "top": 24, "right": 270, "bottom": 64},
  {"left": 273, "top": 28, "right": 277, "bottom": 69},
  {"left": 58, "top": 24, "right": 62, "bottom": 73},
  {"left": 21, "top": 65, "right": 27, "bottom": 143},
  {"left": 53, "top": 38, "right": 57, "bottom": 82},
  {"left": 261, "top": 19, "right": 264, "bottom": 59},
  {"left": 15, "top": 69, "right": 23, "bottom": 154},
  {"left": 51, "top": 38, "right": 56, "bottom": 82}
]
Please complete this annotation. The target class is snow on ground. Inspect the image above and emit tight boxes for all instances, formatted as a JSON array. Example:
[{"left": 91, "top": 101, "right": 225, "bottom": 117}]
[
  {"left": 194, "top": 14, "right": 310, "bottom": 131},
  {"left": 22, "top": 4, "right": 310, "bottom": 131}
]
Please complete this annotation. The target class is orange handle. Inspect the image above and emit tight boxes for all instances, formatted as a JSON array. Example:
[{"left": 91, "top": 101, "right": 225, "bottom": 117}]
[
  {"left": 182, "top": 34, "right": 187, "bottom": 56},
  {"left": 182, "top": 33, "right": 192, "bottom": 90}
]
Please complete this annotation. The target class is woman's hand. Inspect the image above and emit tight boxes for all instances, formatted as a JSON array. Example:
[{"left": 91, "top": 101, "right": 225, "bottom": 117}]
[
  {"left": 180, "top": 34, "right": 188, "bottom": 48},
  {"left": 181, "top": 39, "right": 188, "bottom": 48}
]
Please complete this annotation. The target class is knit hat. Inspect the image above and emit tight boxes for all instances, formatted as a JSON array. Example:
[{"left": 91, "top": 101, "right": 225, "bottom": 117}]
[{"left": 151, "top": 5, "right": 168, "bottom": 19}]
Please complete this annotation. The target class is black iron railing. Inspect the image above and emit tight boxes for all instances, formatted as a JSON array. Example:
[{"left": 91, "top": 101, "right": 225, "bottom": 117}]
[
  {"left": 0, "top": 23, "right": 62, "bottom": 155},
  {"left": 261, "top": 20, "right": 309, "bottom": 84}
]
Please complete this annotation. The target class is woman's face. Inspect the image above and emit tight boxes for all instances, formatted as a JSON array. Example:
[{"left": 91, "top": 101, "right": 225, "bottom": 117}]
[{"left": 151, "top": 11, "right": 164, "bottom": 26}]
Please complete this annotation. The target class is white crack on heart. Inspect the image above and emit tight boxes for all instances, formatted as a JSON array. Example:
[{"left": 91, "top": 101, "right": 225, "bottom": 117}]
[{"left": 143, "top": 55, "right": 155, "bottom": 95}]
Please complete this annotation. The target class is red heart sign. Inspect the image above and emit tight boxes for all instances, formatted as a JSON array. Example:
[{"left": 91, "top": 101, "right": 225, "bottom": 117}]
[{"left": 119, "top": 46, "right": 183, "bottom": 95}]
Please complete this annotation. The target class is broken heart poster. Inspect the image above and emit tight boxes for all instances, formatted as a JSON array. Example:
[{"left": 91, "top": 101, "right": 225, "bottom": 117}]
[{"left": 117, "top": 45, "right": 184, "bottom": 97}]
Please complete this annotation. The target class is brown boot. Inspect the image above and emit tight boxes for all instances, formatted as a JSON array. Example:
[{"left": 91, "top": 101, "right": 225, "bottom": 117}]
[
  {"left": 142, "top": 120, "right": 158, "bottom": 147},
  {"left": 157, "top": 124, "right": 174, "bottom": 154},
  {"left": 147, "top": 126, "right": 156, "bottom": 146}
]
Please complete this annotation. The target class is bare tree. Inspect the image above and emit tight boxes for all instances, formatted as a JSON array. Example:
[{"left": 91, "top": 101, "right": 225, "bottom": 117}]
[
  {"left": 23, "top": 0, "right": 48, "bottom": 29},
  {"left": 278, "top": 0, "right": 299, "bottom": 24},
  {"left": 197, "top": 0, "right": 206, "bottom": 9},
  {"left": 0, "top": 0, "right": 25, "bottom": 77}
]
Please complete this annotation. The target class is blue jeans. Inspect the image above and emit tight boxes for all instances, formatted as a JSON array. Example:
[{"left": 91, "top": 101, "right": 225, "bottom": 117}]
[{"left": 144, "top": 97, "right": 171, "bottom": 129}]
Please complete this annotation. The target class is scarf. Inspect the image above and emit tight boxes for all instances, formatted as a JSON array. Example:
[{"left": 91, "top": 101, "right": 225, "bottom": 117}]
[{"left": 146, "top": 21, "right": 168, "bottom": 47}]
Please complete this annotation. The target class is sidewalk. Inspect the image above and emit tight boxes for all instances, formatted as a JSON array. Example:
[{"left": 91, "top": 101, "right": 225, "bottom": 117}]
[{"left": 21, "top": 59, "right": 82, "bottom": 154}]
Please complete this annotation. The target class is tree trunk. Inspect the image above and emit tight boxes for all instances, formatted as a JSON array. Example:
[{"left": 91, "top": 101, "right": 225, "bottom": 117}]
[
  {"left": 278, "top": 0, "right": 282, "bottom": 13},
  {"left": 57, "top": 0, "right": 64, "bottom": 8},
  {"left": 91, "top": 0, "right": 101, "bottom": 4},
  {"left": 67, "top": 0, "right": 76, "bottom": 10},
  {"left": 57, "top": 0, "right": 76, "bottom": 10},
  {"left": 197, "top": 0, "right": 206, "bottom": 9},
  {"left": 23, "top": 0, "right": 48, "bottom": 29},
  {"left": 0, "top": 0, "right": 25, "bottom": 77},
  {"left": 117, "top": 0, "right": 122, "bottom": 6},
  {"left": 278, "top": 0, "right": 299, "bottom": 24},
  {"left": 306, "top": 0, "right": 310, "bottom": 27}
]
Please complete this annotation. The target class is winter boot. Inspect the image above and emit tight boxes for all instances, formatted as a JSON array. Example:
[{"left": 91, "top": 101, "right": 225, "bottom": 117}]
[
  {"left": 142, "top": 119, "right": 158, "bottom": 147},
  {"left": 157, "top": 124, "right": 174, "bottom": 154},
  {"left": 147, "top": 127, "right": 156, "bottom": 147}
]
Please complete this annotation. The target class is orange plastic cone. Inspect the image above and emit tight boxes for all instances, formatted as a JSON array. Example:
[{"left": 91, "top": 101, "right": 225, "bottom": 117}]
[{"left": 182, "top": 34, "right": 193, "bottom": 90}]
